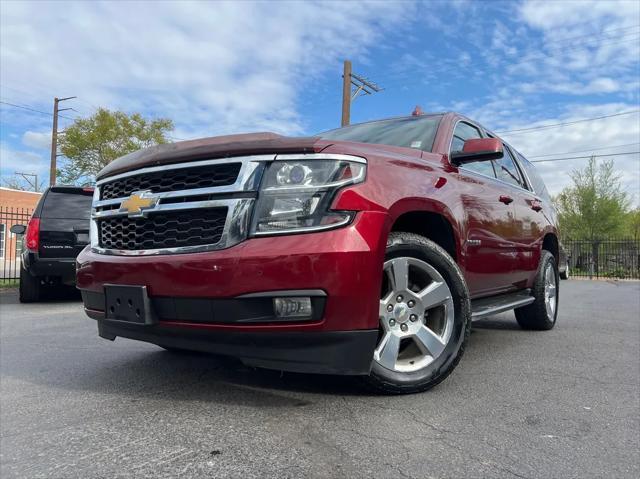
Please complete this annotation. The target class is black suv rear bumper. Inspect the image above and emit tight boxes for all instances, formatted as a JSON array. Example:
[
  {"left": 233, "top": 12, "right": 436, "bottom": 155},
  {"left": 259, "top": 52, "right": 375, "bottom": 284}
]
[{"left": 22, "top": 252, "right": 76, "bottom": 284}]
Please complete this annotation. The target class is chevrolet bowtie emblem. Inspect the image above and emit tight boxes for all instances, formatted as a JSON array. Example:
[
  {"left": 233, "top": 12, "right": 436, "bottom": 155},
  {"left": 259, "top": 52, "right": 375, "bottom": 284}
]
[{"left": 120, "top": 191, "right": 158, "bottom": 217}]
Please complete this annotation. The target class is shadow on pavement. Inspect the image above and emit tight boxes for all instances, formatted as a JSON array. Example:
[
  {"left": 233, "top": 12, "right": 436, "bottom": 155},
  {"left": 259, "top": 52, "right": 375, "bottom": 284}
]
[
  {"left": 0, "top": 285, "right": 81, "bottom": 304},
  {"left": 1, "top": 287, "right": 526, "bottom": 403},
  {"left": 3, "top": 341, "right": 371, "bottom": 405},
  {"left": 471, "top": 317, "right": 522, "bottom": 331}
]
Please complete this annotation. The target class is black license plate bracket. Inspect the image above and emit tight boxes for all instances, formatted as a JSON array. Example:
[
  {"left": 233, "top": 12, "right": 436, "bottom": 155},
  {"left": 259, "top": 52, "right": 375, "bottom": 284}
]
[{"left": 104, "top": 285, "right": 155, "bottom": 324}]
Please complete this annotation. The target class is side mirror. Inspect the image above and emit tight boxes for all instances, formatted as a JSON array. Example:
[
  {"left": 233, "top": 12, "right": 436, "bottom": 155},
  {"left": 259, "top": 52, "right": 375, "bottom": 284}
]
[
  {"left": 10, "top": 224, "right": 26, "bottom": 235},
  {"left": 451, "top": 138, "right": 504, "bottom": 165}
]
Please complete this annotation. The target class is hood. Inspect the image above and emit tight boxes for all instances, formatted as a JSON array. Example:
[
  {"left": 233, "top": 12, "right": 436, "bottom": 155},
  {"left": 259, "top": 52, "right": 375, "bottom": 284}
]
[{"left": 97, "top": 132, "right": 331, "bottom": 180}]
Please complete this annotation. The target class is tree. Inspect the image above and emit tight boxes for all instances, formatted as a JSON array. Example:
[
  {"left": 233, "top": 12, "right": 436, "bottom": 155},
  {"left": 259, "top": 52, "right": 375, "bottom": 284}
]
[
  {"left": 58, "top": 108, "right": 174, "bottom": 184},
  {"left": 624, "top": 208, "right": 640, "bottom": 238},
  {"left": 555, "top": 156, "right": 630, "bottom": 240}
]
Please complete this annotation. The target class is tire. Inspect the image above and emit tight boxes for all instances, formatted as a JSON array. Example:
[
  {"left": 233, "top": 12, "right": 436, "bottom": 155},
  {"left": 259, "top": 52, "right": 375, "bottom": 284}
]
[
  {"left": 19, "top": 264, "right": 41, "bottom": 303},
  {"left": 515, "top": 250, "right": 559, "bottom": 330},
  {"left": 559, "top": 260, "right": 570, "bottom": 280},
  {"left": 364, "top": 232, "right": 471, "bottom": 394}
]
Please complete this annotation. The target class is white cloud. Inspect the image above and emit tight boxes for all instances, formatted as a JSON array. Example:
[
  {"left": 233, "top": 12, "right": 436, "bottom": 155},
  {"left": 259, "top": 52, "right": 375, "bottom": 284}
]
[
  {"left": 517, "top": 0, "right": 640, "bottom": 87},
  {"left": 518, "top": 77, "right": 632, "bottom": 96},
  {"left": 520, "top": 0, "right": 639, "bottom": 30},
  {"left": 0, "top": 144, "right": 49, "bottom": 180},
  {"left": 0, "top": 0, "right": 414, "bottom": 139},
  {"left": 22, "top": 131, "right": 50, "bottom": 150},
  {"left": 499, "top": 104, "right": 640, "bottom": 205},
  {"left": 491, "top": 21, "right": 518, "bottom": 57}
]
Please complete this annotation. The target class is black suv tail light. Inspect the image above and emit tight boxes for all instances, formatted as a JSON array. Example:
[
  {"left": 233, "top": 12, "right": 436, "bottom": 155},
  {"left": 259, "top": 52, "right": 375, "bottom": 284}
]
[{"left": 25, "top": 217, "right": 40, "bottom": 252}]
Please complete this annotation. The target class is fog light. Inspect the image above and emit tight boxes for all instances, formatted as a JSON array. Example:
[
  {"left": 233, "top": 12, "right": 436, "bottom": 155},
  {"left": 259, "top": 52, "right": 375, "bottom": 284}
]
[{"left": 274, "top": 297, "right": 313, "bottom": 319}]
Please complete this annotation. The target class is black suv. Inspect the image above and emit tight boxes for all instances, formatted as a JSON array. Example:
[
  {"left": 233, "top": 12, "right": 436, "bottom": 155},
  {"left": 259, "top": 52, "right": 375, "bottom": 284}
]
[{"left": 11, "top": 186, "right": 93, "bottom": 302}]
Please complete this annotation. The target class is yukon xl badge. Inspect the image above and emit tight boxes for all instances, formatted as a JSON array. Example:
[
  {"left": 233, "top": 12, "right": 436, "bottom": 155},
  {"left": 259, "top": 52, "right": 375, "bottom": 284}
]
[{"left": 119, "top": 191, "right": 158, "bottom": 217}]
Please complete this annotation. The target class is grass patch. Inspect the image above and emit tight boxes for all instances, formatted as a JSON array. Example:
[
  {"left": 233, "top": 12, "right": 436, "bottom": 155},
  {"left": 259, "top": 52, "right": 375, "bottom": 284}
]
[{"left": 0, "top": 279, "right": 19, "bottom": 289}]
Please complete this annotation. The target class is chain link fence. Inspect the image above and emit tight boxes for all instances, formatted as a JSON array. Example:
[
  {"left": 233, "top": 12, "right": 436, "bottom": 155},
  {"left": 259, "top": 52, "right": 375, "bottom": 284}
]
[
  {"left": 564, "top": 238, "right": 640, "bottom": 279},
  {"left": 1, "top": 206, "right": 33, "bottom": 284}
]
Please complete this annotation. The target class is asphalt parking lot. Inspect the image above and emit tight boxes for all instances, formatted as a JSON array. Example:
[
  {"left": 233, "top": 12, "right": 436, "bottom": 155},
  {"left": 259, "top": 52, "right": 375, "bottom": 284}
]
[{"left": 0, "top": 280, "right": 638, "bottom": 479}]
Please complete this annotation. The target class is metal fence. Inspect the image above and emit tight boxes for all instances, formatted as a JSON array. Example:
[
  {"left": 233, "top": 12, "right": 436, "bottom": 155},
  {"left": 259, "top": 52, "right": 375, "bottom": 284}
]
[
  {"left": 0, "top": 206, "right": 33, "bottom": 284},
  {"left": 564, "top": 238, "right": 640, "bottom": 280},
  {"left": 1, "top": 208, "right": 639, "bottom": 283}
]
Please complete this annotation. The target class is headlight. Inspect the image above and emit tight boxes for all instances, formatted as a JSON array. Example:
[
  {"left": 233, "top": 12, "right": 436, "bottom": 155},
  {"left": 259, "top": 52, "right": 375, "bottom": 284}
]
[{"left": 250, "top": 158, "right": 366, "bottom": 235}]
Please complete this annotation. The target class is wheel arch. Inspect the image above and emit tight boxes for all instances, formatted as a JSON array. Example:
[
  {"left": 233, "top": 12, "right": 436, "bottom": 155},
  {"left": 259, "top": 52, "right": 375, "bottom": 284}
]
[
  {"left": 386, "top": 200, "right": 462, "bottom": 262},
  {"left": 542, "top": 233, "right": 559, "bottom": 262}
]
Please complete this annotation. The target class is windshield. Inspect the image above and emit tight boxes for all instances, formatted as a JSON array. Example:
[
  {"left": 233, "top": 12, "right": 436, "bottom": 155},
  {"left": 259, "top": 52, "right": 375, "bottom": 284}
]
[{"left": 317, "top": 115, "right": 442, "bottom": 152}]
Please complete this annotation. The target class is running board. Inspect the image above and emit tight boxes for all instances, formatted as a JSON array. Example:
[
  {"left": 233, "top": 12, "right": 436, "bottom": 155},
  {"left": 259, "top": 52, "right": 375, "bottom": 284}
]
[{"left": 471, "top": 290, "right": 535, "bottom": 321}]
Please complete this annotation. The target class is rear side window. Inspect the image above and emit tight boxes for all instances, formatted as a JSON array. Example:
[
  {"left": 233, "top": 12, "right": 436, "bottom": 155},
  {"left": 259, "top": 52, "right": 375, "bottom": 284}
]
[
  {"left": 519, "top": 154, "right": 551, "bottom": 200},
  {"left": 462, "top": 160, "right": 497, "bottom": 178},
  {"left": 451, "top": 122, "right": 482, "bottom": 153},
  {"left": 41, "top": 191, "right": 93, "bottom": 220},
  {"left": 493, "top": 147, "right": 526, "bottom": 189}
]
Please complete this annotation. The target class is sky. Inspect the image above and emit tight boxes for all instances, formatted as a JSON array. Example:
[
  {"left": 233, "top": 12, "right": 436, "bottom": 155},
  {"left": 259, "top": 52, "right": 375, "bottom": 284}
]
[{"left": 1, "top": 0, "right": 639, "bottom": 203}]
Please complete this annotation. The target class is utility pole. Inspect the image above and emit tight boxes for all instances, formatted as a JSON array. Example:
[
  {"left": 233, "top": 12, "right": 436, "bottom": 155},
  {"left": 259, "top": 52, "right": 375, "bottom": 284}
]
[
  {"left": 341, "top": 60, "right": 352, "bottom": 127},
  {"left": 49, "top": 96, "right": 76, "bottom": 186},
  {"left": 340, "top": 60, "right": 382, "bottom": 126},
  {"left": 15, "top": 172, "right": 39, "bottom": 192}
]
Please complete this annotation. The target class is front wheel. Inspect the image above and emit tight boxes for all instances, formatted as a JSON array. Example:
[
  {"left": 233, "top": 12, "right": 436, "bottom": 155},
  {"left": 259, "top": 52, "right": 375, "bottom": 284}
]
[{"left": 364, "top": 232, "right": 471, "bottom": 394}]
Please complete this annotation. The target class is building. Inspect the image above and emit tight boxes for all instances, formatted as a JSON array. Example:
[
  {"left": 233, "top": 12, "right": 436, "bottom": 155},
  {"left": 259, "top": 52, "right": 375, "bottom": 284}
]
[{"left": 0, "top": 187, "right": 42, "bottom": 265}]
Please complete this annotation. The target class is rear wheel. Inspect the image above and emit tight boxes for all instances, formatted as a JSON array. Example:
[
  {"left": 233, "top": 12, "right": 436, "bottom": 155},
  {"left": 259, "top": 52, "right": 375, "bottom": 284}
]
[
  {"left": 515, "top": 250, "right": 559, "bottom": 330},
  {"left": 364, "top": 232, "right": 471, "bottom": 394},
  {"left": 19, "top": 264, "right": 41, "bottom": 303},
  {"left": 559, "top": 260, "right": 570, "bottom": 280}
]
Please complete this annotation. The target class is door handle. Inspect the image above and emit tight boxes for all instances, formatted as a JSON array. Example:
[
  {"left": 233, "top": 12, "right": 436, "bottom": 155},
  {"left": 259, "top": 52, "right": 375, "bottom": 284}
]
[
  {"left": 499, "top": 195, "right": 513, "bottom": 205},
  {"left": 531, "top": 200, "right": 543, "bottom": 212}
]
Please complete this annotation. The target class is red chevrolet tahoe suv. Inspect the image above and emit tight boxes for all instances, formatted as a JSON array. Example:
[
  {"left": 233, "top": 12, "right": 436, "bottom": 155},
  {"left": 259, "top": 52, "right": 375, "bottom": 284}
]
[{"left": 77, "top": 112, "right": 560, "bottom": 394}]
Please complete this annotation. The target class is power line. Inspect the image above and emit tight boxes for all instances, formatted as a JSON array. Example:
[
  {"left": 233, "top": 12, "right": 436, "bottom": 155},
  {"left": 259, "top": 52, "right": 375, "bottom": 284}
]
[
  {"left": 0, "top": 100, "right": 76, "bottom": 121},
  {"left": 531, "top": 151, "right": 640, "bottom": 163},
  {"left": 496, "top": 110, "right": 640, "bottom": 135},
  {"left": 2, "top": 93, "right": 185, "bottom": 143},
  {"left": 539, "top": 24, "right": 640, "bottom": 45},
  {"left": 529, "top": 142, "right": 640, "bottom": 158}
]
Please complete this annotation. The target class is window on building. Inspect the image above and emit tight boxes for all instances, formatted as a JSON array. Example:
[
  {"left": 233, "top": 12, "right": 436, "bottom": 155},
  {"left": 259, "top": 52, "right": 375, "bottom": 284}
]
[{"left": 0, "top": 223, "right": 5, "bottom": 259}]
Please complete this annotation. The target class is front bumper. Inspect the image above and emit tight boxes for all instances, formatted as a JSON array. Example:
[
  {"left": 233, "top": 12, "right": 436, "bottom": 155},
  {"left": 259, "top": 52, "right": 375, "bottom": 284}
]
[
  {"left": 98, "top": 319, "right": 378, "bottom": 374},
  {"left": 78, "top": 211, "right": 388, "bottom": 374}
]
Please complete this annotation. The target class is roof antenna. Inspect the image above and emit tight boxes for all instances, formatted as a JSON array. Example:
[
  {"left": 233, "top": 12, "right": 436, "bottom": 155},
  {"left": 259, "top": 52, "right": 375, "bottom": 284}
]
[{"left": 412, "top": 106, "right": 424, "bottom": 116}]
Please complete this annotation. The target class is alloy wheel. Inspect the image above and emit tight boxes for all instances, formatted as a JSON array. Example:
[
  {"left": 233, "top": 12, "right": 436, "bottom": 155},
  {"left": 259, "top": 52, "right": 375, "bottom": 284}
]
[
  {"left": 544, "top": 263, "right": 557, "bottom": 319},
  {"left": 375, "top": 257, "right": 454, "bottom": 373}
]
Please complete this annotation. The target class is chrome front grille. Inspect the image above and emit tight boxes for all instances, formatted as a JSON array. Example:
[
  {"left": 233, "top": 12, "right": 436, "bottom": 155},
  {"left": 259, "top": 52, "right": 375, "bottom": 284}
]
[
  {"left": 100, "top": 162, "right": 241, "bottom": 200},
  {"left": 99, "top": 207, "right": 228, "bottom": 251},
  {"left": 91, "top": 156, "right": 270, "bottom": 255}
]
